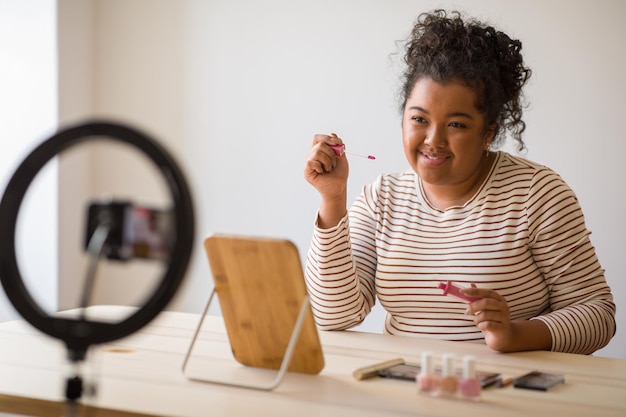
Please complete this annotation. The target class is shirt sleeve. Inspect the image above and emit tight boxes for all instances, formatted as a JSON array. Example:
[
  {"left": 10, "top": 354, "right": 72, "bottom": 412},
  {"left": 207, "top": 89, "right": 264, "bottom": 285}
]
[
  {"left": 526, "top": 168, "right": 616, "bottom": 354},
  {"left": 304, "top": 181, "right": 380, "bottom": 330}
]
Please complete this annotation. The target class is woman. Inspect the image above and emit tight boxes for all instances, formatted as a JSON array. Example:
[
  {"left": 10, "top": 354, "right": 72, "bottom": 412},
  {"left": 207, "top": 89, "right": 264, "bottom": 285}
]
[{"left": 303, "top": 10, "right": 615, "bottom": 354}]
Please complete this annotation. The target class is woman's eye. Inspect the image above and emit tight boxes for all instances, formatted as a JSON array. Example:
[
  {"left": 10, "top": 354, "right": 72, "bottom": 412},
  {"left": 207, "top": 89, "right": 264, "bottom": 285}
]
[
  {"left": 449, "top": 121, "right": 467, "bottom": 128},
  {"left": 412, "top": 116, "right": 427, "bottom": 124}
]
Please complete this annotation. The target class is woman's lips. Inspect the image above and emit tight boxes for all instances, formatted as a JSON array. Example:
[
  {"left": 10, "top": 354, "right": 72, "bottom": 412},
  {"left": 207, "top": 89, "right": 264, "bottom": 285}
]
[{"left": 419, "top": 151, "right": 449, "bottom": 166}]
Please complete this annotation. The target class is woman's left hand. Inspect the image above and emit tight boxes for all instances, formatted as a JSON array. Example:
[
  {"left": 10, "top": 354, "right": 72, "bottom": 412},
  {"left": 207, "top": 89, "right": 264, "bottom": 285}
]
[{"left": 462, "top": 285, "right": 514, "bottom": 352}]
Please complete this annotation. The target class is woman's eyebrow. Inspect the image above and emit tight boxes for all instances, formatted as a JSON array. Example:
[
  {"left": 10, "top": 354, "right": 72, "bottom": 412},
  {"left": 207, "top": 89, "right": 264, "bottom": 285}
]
[{"left": 409, "top": 106, "right": 474, "bottom": 119}]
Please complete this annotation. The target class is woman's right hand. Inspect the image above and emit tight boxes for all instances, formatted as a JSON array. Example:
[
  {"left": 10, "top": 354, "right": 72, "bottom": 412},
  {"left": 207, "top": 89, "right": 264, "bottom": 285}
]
[
  {"left": 304, "top": 133, "right": 349, "bottom": 199},
  {"left": 304, "top": 133, "right": 349, "bottom": 228}
]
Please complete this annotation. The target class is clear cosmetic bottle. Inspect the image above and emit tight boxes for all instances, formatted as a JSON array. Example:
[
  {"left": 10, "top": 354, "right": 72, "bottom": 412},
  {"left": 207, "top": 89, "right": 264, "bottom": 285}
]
[
  {"left": 417, "top": 351, "right": 440, "bottom": 396},
  {"left": 439, "top": 353, "right": 458, "bottom": 397},
  {"left": 459, "top": 355, "right": 481, "bottom": 401}
]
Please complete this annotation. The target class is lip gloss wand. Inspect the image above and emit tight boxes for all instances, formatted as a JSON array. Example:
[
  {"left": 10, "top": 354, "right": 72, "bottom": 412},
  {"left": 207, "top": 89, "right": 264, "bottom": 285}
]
[{"left": 330, "top": 144, "right": 376, "bottom": 160}]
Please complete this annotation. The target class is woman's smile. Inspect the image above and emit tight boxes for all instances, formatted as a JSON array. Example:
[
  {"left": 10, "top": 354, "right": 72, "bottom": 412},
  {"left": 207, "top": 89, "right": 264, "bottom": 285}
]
[{"left": 419, "top": 150, "right": 450, "bottom": 166}]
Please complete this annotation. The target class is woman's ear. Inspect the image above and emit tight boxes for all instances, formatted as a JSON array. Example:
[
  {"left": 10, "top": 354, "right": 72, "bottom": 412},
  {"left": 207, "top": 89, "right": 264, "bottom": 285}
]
[{"left": 484, "top": 123, "right": 497, "bottom": 149}]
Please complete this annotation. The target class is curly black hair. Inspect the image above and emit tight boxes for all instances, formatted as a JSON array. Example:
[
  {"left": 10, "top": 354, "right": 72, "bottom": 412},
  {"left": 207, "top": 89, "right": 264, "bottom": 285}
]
[{"left": 400, "top": 10, "right": 532, "bottom": 151}]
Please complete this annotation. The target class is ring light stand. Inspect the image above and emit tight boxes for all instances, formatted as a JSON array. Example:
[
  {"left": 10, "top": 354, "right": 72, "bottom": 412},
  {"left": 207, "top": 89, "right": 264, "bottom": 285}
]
[{"left": 0, "top": 121, "right": 195, "bottom": 408}]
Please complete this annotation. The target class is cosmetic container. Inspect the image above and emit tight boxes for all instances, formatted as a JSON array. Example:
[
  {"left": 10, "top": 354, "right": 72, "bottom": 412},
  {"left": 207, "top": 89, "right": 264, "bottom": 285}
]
[
  {"left": 439, "top": 353, "right": 458, "bottom": 397},
  {"left": 459, "top": 355, "right": 481, "bottom": 401},
  {"left": 416, "top": 352, "right": 440, "bottom": 396},
  {"left": 437, "top": 281, "right": 480, "bottom": 303}
]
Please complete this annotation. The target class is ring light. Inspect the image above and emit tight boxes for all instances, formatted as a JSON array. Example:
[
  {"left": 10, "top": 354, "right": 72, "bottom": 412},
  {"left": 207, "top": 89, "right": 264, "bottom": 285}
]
[{"left": 0, "top": 121, "right": 195, "bottom": 362}]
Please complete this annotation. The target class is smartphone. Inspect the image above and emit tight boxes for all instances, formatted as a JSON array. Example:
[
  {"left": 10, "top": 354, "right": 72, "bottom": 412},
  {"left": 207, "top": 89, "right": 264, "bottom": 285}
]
[
  {"left": 378, "top": 362, "right": 501, "bottom": 388},
  {"left": 85, "top": 201, "right": 174, "bottom": 261}
]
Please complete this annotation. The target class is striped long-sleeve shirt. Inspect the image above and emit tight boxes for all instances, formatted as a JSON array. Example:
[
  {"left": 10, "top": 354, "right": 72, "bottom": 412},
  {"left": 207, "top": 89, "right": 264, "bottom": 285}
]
[{"left": 305, "top": 151, "right": 616, "bottom": 354}]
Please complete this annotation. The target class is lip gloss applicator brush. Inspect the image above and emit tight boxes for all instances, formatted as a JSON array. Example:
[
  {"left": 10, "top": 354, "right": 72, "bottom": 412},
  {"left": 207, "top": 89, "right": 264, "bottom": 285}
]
[{"left": 330, "top": 144, "right": 376, "bottom": 160}]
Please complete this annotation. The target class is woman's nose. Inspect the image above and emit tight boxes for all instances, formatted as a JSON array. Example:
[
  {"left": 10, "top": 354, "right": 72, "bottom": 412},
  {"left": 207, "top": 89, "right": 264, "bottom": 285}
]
[{"left": 424, "top": 127, "right": 446, "bottom": 147}]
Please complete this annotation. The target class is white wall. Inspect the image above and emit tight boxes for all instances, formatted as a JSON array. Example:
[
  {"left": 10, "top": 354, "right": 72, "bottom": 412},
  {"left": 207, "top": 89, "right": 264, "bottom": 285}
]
[
  {"left": 56, "top": 0, "right": 96, "bottom": 311},
  {"left": 56, "top": 0, "right": 626, "bottom": 359},
  {"left": 0, "top": 0, "right": 58, "bottom": 320}
]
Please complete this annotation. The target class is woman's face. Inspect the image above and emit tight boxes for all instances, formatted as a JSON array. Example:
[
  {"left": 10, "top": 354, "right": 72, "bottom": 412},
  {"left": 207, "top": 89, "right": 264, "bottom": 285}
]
[{"left": 402, "top": 78, "right": 493, "bottom": 190}]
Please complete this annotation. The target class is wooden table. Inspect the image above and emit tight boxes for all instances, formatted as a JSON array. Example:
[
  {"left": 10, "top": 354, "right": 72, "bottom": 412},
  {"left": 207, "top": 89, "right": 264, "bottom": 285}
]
[{"left": 0, "top": 305, "right": 624, "bottom": 417}]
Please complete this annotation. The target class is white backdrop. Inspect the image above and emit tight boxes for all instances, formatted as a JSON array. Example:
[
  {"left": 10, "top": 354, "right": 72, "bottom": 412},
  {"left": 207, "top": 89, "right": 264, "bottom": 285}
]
[
  {"left": 54, "top": 0, "right": 625, "bottom": 358},
  {"left": 0, "top": 0, "right": 57, "bottom": 321}
]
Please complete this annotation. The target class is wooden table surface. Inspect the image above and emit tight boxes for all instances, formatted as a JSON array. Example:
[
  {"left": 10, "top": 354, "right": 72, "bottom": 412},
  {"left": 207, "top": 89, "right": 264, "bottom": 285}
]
[{"left": 0, "top": 305, "right": 624, "bottom": 417}]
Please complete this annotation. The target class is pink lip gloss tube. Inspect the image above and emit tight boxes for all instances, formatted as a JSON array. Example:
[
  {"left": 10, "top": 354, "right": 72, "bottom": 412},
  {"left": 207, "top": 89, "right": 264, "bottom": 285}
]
[{"left": 437, "top": 281, "right": 480, "bottom": 303}]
